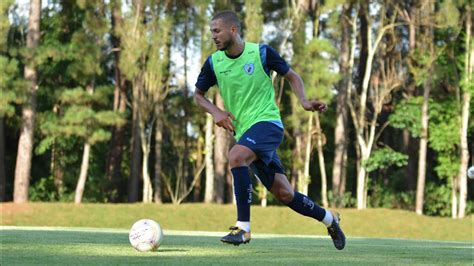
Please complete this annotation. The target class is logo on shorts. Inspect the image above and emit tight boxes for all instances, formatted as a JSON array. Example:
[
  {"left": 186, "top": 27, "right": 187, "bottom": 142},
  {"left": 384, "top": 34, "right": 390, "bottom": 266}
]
[
  {"left": 243, "top": 63, "right": 254, "bottom": 75},
  {"left": 246, "top": 137, "right": 256, "bottom": 144}
]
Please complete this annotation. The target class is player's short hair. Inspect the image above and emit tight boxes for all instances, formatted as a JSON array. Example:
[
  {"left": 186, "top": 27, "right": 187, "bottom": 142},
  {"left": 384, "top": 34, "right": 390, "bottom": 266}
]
[{"left": 212, "top": 10, "right": 241, "bottom": 33}]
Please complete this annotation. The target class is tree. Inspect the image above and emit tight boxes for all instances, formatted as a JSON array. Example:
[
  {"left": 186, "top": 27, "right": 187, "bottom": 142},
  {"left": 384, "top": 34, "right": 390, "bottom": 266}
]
[
  {"left": 288, "top": 0, "right": 308, "bottom": 194},
  {"left": 13, "top": 0, "right": 41, "bottom": 203},
  {"left": 214, "top": 95, "right": 233, "bottom": 203},
  {"left": 332, "top": 0, "right": 354, "bottom": 207},
  {"left": 457, "top": 2, "right": 472, "bottom": 218},
  {"left": 298, "top": 1, "right": 341, "bottom": 208},
  {"left": 119, "top": 0, "right": 173, "bottom": 203},
  {"left": 105, "top": 0, "right": 128, "bottom": 202},
  {"left": 397, "top": 0, "right": 420, "bottom": 191},
  {"left": 347, "top": 2, "right": 402, "bottom": 209},
  {"left": 196, "top": 0, "right": 215, "bottom": 204},
  {"left": 0, "top": 0, "right": 21, "bottom": 202},
  {"left": 153, "top": 0, "right": 174, "bottom": 204}
]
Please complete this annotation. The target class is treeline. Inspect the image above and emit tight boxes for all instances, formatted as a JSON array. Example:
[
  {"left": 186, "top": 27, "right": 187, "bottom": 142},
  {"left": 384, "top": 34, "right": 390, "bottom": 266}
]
[{"left": 0, "top": 0, "right": 472, "bottom": 218}]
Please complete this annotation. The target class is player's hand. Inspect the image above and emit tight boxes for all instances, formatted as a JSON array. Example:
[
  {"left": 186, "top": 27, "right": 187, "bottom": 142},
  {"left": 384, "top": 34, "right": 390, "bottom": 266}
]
[
  {"left": 213, "top": 110, "right": 236, "bottom": 135},
  {"left": 302, "top": 99, "right": 327, "bottom": 112}
]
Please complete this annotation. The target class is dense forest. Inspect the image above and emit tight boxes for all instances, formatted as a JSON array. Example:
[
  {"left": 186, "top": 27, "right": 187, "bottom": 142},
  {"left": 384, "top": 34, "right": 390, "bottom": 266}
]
[{"left": 1, "top": 0, "right": 472, "bottom": 218}]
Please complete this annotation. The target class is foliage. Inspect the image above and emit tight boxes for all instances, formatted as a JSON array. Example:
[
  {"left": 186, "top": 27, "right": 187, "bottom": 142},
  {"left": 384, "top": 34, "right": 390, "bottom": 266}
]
[
  {"left": 300, "top": 38, "right": 339, "bottom": 101},
  {"left": 328, "top": 191, "right": 357, "bottom": 208},
  {"left": 0, "top": 0, "right": 25, "bottom": 117},
  {"left": 244, "top": 0, "right": 263, "bottom": 42},
  {"left": 428, "top": 100, "right": 460, "bottom": 179},
  {"left": 423, "top": 183, "right": 452, "bottom": 217},
  {"left": 37, "top": 86, "right": 124, "bottom": 154},
  {"left": 388, "top": 97, "right": 423, "bottom": 137},
  {"left": 1, "top": 1, "right": 472, "bottom": 217},
  {"left": 29, "top": 176, "right": 59, "bottom": 202},
  {"left": 368, "top": 182, "right": 415, "bottom": 210},
  {"left": 364, "top": 147, "right": 408, "bottom": 173}
]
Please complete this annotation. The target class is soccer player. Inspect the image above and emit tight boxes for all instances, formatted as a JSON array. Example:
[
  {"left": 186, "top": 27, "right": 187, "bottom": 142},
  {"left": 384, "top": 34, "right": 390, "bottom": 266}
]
[{"left": 193, "top": 10, "right": 346, "bottom": 250}]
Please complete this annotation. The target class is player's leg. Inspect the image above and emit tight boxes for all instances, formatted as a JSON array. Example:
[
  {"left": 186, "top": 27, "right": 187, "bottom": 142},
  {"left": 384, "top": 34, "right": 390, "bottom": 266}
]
[
  {"left": 273, "top": 174, "right": 345, "bottom": 250},
  {"left": 221, "top": 121, "right": 284, "bottom": 245},
  {"left": 252, "top": 157, "right": 346, "bottom": 250},
  {"left": 220, "top": 144, "right": 256, "bottom": 245}
]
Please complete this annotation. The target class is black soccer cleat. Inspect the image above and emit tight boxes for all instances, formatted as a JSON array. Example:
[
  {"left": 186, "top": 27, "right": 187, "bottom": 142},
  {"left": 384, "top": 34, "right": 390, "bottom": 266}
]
[
  {"left": 327, "top": 211, "right": 346, "bottom": 250},
  {"left": 220, "top": 226, "right": 251, "bottom": 246}
]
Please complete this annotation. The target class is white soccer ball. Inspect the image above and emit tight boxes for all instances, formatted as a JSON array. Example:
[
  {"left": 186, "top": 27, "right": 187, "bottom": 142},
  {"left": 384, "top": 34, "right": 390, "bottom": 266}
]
[
  {"left": 468, "top": 166, "right": 474, "bottom": 179},
  {"left": 129, "top": 219, "right": 164, "bottom": 252}
]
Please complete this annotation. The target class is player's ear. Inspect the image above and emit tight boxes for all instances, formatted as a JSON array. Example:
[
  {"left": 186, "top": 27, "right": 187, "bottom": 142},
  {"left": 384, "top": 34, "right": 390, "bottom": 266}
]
[{"left": 230, "top": 24, "right": 238, "bottom": 34}]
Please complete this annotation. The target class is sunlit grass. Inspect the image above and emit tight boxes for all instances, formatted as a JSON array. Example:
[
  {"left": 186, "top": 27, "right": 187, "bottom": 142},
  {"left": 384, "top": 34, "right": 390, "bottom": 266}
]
[{"left": 1, "top": 227, "right": 472, "bottom": 265}]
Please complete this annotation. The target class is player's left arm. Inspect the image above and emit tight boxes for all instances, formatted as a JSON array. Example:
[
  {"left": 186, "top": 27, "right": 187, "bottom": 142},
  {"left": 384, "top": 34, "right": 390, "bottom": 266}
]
[{"left": 284, "top": 68, "right": 327, "bottom": 113}]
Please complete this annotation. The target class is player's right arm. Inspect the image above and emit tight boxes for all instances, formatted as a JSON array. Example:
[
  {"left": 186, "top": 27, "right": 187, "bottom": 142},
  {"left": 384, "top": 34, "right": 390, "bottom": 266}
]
[
  {"left": 194, "top": 56, "right": 235, "bottom": 134},
  {"left": 193, "top": 88, "right": 235, "bottom": 133}
]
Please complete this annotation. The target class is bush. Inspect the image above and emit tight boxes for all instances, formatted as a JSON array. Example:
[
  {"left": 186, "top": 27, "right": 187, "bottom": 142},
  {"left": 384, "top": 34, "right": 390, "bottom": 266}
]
[
  {"left": 29, "top": 176, "right": 59, "bottom": 202},
  {"left": 423, "top": 182, "right": 451, "bottom": 217},
  {"left": 367, "top": 182, "right": 415, "bottom": 210},
  {"left": 328, "top": 191, "right": 357, "bottom": 208}
]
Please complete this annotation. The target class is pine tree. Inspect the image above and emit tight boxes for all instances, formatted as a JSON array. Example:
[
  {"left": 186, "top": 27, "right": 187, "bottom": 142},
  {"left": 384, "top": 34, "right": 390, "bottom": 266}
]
[
  {"left": 119, "top": 0, "right": 173, "bottom": 203},
  {"left": 13, "top": 0, "right": 41, "bottom": 203}
]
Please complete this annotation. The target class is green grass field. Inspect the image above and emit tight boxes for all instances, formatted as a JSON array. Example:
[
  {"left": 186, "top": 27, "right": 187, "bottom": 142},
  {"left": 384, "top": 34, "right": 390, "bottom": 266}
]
[
  {"left": 1, "top": 203, "right": 472, "bottom": 240},
  {"left": 1, "top": 227, "right": 472, "bottom": 265},
  {"left": 1, "top": 203, "right": 473, "bottom": 265}
]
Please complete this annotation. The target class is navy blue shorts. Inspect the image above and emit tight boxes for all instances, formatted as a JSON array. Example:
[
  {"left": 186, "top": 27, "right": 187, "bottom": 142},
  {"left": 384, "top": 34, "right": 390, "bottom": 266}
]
[{"left": 237, "top": 121, "right": 286, "bottom": 190}]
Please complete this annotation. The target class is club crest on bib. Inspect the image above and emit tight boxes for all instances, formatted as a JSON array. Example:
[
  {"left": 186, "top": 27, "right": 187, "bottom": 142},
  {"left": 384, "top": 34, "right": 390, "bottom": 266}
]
[{"left": 243, "top": 63, "right": 255, "bottom": 75}]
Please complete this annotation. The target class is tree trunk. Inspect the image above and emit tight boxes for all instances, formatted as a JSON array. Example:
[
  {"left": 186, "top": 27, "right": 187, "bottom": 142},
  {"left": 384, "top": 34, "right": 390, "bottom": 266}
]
[
  {"left": 214, "top": 94, "right": 229, "bottom": 203},
  {"left": 204, "top": 113, "right": 215, "bottom": 203},
  {"left": 294, "top": 133, "right": 303, "bottom": 192},
  {"left": 178, "top": 4, "right": 192, "bottom": 201},
  {"left": 74, "top": 84, "right": 94, "bottom": 204},
  {"left": 415, "top": 1, "right": 434, "bottom": 215},
  {"left": 193, "top": 130, "right": 204, "bottom": 202},
  {"left": 356, "top": 151, "right": 367, "bottom": 209},
  {"left": 154, "top": 105, "right": 164, "bottom": 203},
  {"left": 105, "top": 0, "right": 127, "bottom": 201},
  {"left": 451, "top": 176, "right": 458, "bottom": 218},
  {"left": 153, "top": 0, "right": 173, "bottom": 204},
  {"left": 355, "top": 17, "right": 373, "bottom": 210},
  {"left": 140, "top": 119, "right": 154, "bottom": 203},
  {"left": 13, "top": 0, "right": 41, "bottom": 203},
  {"left": 403, "top": 1, "right": 418, "bottom": 191},
  {"left": 0, "top": 116, "right": 5, "bottom": 202},
  {"left": 314, "top": 113, "right": 328, "bottom": 208},
  {"left": 332, "top": 0, "right": 351, "bottom": 207},
  {"left": 51, "top": 141, "right": 64, "bottom": 195},
  {"left": 74, "top": 143, "right": 91, "bottom": 204},
  {"left": 129, "top": 97, "right": 141, "bottom": 202},
  {"left": 357, "top": 2, "right": 369, "bottom": 93},
  {"left": 142, "top": 148, "right": 152, "bottom": 203},
  {"left": 458, "top": 5, "right": 471, "bottom": 218},
  {"left": 302, "top": 113, "right": 313, "bottom": 196},
  {"left": 416, "top": 75, "right": 431, "bottom": 215}
]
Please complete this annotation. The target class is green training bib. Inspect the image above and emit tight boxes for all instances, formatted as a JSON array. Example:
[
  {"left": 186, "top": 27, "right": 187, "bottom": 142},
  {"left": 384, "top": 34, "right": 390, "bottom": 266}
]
[{"left": 212, "top": 42, "right": 281, "bottom": 141}]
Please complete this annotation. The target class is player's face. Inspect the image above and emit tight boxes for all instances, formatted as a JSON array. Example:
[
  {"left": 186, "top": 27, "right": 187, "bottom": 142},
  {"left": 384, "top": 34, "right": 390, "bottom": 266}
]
[{"left": 210, "top": 19, "right": 234, "bottom": 51}]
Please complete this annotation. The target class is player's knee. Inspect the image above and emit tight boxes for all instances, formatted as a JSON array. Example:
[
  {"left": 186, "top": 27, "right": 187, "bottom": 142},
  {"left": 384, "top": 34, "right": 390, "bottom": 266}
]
[
  {"left": 276, "top": 188, "right": 294, "bottom": 204},
  {"left": 228, "top": 150, "right": 248, "bottom": 168}
]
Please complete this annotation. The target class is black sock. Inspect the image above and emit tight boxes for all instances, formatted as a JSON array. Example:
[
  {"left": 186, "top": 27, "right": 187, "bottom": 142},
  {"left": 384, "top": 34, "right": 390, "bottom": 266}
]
[
  {"left": 231, "top": 167, "right": 252, "bottom": 222},
  {"left": 287, "top": 191, "right": 326, "bottom": 221}
]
